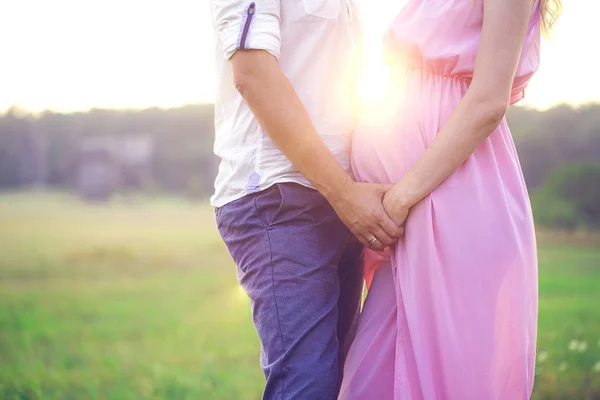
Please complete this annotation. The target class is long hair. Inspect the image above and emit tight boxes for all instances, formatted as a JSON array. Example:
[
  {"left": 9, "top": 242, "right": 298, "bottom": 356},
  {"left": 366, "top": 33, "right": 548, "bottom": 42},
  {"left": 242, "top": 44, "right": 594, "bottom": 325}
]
[{"left": 541, "top": 0, "right": 562, "bottom": 35}]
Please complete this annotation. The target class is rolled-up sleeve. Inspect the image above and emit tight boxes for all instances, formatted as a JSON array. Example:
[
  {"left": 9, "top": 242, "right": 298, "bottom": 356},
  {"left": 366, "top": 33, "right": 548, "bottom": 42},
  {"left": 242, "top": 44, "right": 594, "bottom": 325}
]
[{"left": 211, "top": 0, "right": 281, "bottom": 60}]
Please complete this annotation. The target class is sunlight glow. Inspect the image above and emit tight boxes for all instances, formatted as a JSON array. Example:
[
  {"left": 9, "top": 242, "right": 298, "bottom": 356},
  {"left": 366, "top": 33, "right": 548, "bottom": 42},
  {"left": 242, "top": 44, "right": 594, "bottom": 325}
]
[
  {"left": 354, "top": 0, "right": 401, "bottom": 106},
  {"left": 353, "top": 0, "right": 600, "bottom": 110},
  {"left": 0, "top": 0, "right": 597, "bottom": 112},
  {"left": 358, "top": 60, "right": 391, "bottom": 105}
]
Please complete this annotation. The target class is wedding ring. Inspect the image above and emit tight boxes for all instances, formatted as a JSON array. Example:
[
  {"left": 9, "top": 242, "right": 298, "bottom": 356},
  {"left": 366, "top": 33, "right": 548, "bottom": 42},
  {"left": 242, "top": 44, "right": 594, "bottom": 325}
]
[{"left": 367, "top": 235, "right": 378, "bottom": 245}]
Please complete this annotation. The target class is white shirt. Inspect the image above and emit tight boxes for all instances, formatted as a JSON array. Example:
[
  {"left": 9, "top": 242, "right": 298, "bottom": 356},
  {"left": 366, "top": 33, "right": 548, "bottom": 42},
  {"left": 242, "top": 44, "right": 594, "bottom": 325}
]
[{"left": 210, "top": 0, "right": 362, "bottom": 207}]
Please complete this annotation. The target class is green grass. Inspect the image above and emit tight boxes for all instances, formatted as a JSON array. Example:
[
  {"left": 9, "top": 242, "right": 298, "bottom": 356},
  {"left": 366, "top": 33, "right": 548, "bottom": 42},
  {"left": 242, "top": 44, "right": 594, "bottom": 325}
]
[{"left": 0, "top": 192, "right": 599, "bottom": 399}]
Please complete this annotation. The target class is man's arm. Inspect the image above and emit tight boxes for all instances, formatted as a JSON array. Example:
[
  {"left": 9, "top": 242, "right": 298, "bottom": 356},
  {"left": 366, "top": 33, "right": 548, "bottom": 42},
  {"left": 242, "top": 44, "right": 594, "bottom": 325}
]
[{"left": 231, "top": 49, "right": 402, "bottom": 249}]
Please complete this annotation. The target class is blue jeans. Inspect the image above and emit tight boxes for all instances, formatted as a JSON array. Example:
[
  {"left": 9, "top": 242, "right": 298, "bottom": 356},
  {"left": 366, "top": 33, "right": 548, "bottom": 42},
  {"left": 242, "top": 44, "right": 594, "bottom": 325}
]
[{"left": 216, "top": 183, "right": 364, "bottom": 400}]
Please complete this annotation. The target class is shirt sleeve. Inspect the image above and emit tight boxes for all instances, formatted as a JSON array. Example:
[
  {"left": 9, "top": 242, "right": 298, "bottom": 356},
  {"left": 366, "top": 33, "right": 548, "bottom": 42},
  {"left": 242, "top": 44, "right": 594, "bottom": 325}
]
[{"left": 211, "top": 0, "right": 281, "bottom": 60}]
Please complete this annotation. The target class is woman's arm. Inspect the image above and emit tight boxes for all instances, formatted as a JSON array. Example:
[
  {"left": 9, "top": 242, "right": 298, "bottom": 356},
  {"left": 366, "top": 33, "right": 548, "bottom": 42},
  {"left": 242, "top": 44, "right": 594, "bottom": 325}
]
[{"left": 383, "top": 0, "right": 537, "bottom": 224}]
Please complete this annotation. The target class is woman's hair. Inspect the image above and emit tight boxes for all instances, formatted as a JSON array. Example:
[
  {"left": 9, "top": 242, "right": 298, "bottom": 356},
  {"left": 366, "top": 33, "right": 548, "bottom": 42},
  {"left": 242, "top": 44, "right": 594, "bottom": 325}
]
[{"left": 541, "top": 0, "right": 562, "bottom": 35}]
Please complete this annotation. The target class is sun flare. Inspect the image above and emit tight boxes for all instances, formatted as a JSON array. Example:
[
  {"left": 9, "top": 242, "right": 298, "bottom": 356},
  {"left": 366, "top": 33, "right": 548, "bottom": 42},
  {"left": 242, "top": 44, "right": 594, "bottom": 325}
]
[
  {"left": 358, "top": 61, "right": 391, "bottom": 105},
  {"left": 0, "top": 0, "right": 597, "bottom": 112},
  {"left": 354, "top": 1, "right": 402, "bottom": 106}
]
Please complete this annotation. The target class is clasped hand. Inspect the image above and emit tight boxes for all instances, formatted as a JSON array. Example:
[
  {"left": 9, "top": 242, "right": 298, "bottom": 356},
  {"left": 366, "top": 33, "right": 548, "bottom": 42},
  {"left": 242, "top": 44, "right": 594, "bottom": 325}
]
[{"left": 330, "top": 181, "right": 411, "bottom": 251}]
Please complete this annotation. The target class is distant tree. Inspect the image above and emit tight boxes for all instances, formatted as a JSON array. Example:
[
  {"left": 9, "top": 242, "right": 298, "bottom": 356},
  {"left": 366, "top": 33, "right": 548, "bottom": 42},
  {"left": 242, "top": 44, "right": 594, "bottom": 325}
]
[
  {"left": 508, "top": 104, "right": 600, "bottom": 188},
  {"left": 531, "top": 163, "right": 600, "bottom": 230},
  {"left": 0, "top": 104, "right": 217, "bottom": 195},
  {"left": 531, "top": 188, "right": 580, "bottom": 230},
  {"left": 0, "top": 103, "right": 598, "bottom": 200},
  {"left": 0, "top": 109, "right": 34, "bottom": 187}
]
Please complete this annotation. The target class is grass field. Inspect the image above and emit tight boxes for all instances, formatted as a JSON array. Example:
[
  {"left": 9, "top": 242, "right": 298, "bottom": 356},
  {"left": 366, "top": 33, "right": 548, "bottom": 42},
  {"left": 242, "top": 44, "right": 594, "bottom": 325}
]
[{"left": 0, "top": 192, "right": 599, "bottom": 400}]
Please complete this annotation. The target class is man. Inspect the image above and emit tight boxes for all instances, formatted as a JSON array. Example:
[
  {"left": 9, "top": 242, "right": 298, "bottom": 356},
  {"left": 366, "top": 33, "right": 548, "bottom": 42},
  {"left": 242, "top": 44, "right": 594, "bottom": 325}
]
[{"left": 210, "top": 1, "right": 403, "bottom": 398}]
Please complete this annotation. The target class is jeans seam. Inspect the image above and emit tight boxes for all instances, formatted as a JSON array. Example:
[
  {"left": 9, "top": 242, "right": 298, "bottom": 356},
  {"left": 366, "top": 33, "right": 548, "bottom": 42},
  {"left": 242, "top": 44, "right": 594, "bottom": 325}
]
[{"left": 266, "top": 225, "right": 287, "bottom": 399}]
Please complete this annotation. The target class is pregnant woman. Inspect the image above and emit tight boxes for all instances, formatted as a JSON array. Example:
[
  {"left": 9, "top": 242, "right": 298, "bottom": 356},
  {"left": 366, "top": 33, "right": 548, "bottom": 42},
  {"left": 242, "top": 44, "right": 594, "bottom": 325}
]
[{"left": 340, "top": 0, "right": 561, "bottom": 398}]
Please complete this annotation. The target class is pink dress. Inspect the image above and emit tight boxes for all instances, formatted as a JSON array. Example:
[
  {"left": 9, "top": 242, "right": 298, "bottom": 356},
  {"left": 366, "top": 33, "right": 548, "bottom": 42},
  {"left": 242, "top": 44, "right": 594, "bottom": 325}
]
[{"left": 339, "top": 1, "right": 541, "bottom": 399}]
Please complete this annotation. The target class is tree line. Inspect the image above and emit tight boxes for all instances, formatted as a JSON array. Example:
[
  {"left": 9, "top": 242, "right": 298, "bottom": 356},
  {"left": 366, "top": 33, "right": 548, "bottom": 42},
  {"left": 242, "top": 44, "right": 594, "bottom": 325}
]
[{"left": 0, "top": 103, "right": 599, "bottom": 229}]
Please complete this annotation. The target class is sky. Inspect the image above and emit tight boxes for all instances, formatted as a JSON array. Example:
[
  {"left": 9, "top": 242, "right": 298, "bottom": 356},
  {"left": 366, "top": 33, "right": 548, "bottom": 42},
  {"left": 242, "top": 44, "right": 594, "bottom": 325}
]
[{"left": 0, "top": 0, "right": 598, "bottom": 113}]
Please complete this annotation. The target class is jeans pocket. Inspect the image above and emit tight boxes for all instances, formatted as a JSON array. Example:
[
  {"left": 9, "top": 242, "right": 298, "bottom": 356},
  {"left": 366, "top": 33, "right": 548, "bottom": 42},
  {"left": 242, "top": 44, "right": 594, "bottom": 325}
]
[{"left": 254, "top": 184, "right": 286, "bottom": 228}]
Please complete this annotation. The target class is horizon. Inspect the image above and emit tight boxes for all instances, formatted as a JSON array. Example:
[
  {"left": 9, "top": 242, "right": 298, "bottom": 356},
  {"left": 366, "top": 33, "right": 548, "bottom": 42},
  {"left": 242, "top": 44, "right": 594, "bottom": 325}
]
[{"left": 3, "top": 100, "right": 599, "bottom": 119}]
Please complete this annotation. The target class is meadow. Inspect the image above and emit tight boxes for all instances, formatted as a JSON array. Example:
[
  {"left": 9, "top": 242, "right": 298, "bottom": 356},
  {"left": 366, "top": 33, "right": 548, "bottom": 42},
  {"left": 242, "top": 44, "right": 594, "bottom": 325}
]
[{"left": 0, "top": 192, "right": 598, "bottom": 400}]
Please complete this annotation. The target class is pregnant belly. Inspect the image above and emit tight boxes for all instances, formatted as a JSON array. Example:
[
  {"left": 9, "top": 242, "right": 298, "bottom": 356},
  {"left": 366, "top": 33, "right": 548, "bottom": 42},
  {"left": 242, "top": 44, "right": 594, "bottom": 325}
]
[{"left": 351, "top": 69, "right": 468, "bottom": 185}]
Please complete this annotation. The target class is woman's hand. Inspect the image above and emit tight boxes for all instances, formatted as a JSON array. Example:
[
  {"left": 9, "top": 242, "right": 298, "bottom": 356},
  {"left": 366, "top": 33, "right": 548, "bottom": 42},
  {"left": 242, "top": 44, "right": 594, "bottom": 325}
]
[{"left": 382, "top": 185, "right": 412, "bottom": 228}]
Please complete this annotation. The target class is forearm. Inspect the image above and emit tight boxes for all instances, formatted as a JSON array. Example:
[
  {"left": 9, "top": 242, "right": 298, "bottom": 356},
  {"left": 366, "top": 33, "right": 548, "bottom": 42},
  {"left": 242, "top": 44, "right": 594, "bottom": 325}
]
[
  {"left": 392, "top": 91, "right": 508, "bottom": 208},
  {"left": 232, "top": 51, "right": 352, "bottom": 202},
  {"left": 388, "top": 0, "right": 535, "bottom": 210},
  {"left": 382, "top": 0, "right": 534, "bottom": 224}
]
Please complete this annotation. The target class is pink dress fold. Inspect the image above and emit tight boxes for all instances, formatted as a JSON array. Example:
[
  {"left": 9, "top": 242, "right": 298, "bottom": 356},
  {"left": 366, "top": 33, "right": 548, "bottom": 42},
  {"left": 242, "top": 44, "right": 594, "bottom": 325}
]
[{"left": 340, "top": 1, "right": 540, "bottom": 399}]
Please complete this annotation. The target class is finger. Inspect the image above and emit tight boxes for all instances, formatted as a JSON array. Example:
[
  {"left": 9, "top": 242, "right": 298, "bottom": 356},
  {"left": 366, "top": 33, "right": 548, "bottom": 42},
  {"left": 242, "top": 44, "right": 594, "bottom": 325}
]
[
  {"left": 361, "top": 232, "right": 386, "bottom": 251},
  {"left": 370, "top": 227, "right": 394, "bottom": 248},
  {"left": 354, "top": 233, "right": 371, "bottom": 248},
  {"left": 369, "top": 245, "right": 387, "bottom": 253},
  {"left": 378, "top": 214, "right": 405, "bottom": 238},
  {"left": 367, "top": 241, "right": 386, "bottom": 252}
]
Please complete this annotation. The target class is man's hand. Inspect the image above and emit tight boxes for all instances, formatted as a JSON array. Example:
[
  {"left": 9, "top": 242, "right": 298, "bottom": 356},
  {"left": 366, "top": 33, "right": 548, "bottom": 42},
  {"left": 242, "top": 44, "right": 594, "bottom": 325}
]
[{"left": 328, "top": 181, "right": 404, "bottom": 251}]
